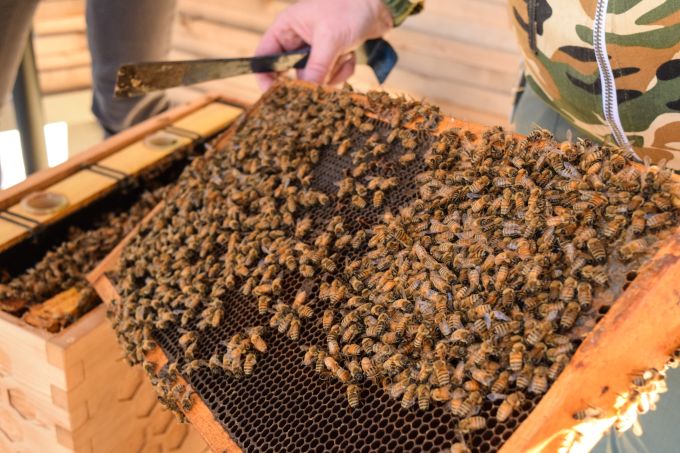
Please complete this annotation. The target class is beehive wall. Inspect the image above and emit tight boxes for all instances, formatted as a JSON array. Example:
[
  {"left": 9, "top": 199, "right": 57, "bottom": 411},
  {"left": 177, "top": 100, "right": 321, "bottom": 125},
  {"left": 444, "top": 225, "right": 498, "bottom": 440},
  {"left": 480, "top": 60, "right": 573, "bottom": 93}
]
[
  {"left": 0, "top": 307, "right": 207, "bottom": 453},
  {"left": 170, "top": 0, "right": 520, "bottom": 126},
  {"left": 32, "top": 0, "right": 521, "bottom": 126},
  {"left": 33, "top": 0, "right": 91, "bottom": 94}
]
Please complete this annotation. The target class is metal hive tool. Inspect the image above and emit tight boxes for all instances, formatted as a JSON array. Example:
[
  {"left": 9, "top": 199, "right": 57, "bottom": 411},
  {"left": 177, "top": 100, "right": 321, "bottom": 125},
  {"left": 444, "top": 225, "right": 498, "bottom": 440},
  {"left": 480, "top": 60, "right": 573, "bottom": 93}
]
[{"left": 111, "top": 83, "right": 676, "bottom": 453}]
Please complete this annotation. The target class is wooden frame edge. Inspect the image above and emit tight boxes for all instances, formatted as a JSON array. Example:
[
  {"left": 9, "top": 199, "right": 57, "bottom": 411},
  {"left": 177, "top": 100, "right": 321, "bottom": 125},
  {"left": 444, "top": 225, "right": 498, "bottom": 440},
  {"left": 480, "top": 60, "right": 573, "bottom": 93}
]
[{"left": 501, "top": 225, "right": 680, "bottom": 452}]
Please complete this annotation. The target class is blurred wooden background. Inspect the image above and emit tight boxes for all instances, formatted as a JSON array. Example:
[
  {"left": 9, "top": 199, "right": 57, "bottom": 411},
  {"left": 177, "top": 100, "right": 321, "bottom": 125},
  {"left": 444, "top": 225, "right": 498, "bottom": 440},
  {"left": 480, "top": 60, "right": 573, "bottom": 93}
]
[{"left": 34, "top": 0, "right": 521, "bottom": 127}]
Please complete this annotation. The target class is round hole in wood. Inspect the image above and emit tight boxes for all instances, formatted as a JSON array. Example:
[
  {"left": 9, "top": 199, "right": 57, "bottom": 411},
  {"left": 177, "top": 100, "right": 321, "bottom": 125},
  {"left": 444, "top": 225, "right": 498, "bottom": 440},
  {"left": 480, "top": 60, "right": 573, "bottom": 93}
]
[
  {"left": 20, "top": 191, "right": 68, "bottom": 215},
  {"left": 144, "top": 130, "right": 180, "bottom": 149}
]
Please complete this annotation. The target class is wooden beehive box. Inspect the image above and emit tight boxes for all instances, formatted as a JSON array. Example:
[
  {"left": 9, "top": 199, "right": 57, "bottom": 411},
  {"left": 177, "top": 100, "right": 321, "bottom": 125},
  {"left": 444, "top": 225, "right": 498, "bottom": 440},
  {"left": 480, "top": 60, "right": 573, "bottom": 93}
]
[
  {"left": 88, "top": 82, "right": 680, "bottom": 453},
  {"left": 0, "top": 94, "right": 246, "bottom": 453}
]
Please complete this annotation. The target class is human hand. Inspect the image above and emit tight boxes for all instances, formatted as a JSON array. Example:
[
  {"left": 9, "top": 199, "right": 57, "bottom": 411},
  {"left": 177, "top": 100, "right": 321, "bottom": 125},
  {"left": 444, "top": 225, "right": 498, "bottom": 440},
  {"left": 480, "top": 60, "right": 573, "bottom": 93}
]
[{"left": 255, "top": 0, "right": 393, "bottom": 90}]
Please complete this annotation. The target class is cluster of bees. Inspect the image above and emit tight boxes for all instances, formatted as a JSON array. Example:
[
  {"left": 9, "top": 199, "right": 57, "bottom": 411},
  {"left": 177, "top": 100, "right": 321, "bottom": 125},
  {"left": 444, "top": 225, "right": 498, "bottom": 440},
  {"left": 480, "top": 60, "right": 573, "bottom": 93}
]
[
  {"left": 300, "top": 129, "right": 677, "bottom": 434},
  {"left": 0, "top": 189, "right": 166, "bottom": 322},
  {"left": 109, "top": 82, "right": 678, "bottom": 445}
]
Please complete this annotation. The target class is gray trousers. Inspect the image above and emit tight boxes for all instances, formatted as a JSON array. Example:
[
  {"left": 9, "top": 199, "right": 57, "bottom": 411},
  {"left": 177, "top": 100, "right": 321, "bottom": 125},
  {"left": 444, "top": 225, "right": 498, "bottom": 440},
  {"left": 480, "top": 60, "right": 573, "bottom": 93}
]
[{"left": 0, "top": 0, "right": 176, "bottom": 134}]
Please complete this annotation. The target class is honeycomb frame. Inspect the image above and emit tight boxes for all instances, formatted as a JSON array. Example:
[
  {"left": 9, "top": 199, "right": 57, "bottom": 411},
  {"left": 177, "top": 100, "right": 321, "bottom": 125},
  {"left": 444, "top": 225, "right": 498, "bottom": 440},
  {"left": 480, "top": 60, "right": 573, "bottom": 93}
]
[{"left": 90, "top": 81, "right": 680, "bottom": 453}]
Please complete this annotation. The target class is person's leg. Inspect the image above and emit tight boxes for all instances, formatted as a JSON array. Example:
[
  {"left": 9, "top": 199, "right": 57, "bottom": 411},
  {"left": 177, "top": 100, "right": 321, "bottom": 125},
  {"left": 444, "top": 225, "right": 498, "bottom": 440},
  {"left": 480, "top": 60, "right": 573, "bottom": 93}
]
[
  {"left": 86, "top": 0, "right": 177, "bottom": 134},
  {"left": 0, "top": 0, "right": 39, "bottom": 188},
  {"left": 0, "top": 0, "right": 40, "bottom": 113}
]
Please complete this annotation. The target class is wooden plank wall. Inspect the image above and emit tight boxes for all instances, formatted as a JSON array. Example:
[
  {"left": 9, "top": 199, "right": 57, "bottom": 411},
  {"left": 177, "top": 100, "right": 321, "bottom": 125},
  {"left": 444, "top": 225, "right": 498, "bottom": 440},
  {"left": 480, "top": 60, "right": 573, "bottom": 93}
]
[
  {"left": 34, "top": 0, "right": 91, "bottom": 94},
  {"left": 32, "top": 0, "right": 522, "bottom": 127}
]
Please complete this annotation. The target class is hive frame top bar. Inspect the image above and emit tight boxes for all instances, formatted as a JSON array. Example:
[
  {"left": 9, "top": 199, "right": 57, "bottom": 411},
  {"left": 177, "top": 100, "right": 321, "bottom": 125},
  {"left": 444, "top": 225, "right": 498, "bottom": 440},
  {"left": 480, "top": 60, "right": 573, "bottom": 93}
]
[
  {"left": 0, "top": 94, "right": 245, "bottom": 211},
  {"left": 0, "top": 94, "right": 248, "bottom": 255},
  {"left": 89, "top": 80, "right": 680, "bottom": 453}
]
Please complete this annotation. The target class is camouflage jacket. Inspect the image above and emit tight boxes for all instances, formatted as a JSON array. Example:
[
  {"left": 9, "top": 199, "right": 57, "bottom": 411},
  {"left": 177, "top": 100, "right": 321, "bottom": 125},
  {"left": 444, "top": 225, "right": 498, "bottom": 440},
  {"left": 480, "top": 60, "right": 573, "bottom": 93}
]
[{"left": 508, "top": 0, "right": 680, "bottom": 168}]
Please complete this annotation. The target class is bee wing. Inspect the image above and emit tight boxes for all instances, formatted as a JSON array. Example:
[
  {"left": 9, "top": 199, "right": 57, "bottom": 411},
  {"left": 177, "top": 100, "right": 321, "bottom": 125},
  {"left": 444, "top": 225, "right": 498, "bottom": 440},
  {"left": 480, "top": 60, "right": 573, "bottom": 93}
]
[
  {"left": 487, "top": 392, "right": 507, "bottom": 402},
  {"left": 483, "top": 313, "right": 492, "bottom": 330},
  {"left": 492, "top": 310, "right": 510, "bottom": 322}
]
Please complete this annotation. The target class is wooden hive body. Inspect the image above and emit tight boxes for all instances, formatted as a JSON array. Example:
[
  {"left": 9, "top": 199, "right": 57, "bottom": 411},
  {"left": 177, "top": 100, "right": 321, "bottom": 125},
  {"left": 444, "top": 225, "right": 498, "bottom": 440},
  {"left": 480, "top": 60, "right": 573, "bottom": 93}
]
[
  {"left": 89, "top": 81, "right": 680, "bottom": 453},
  {"left": 0, "top": 94, "right": 245, "bottom": 452}
]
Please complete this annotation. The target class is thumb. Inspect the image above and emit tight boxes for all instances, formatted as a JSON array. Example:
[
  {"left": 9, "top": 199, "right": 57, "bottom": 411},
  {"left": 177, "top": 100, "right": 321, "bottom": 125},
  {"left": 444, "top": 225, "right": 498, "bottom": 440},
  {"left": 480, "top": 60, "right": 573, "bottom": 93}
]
[{"left": 302, "top": 33, "right": 343, "bottom": 85}]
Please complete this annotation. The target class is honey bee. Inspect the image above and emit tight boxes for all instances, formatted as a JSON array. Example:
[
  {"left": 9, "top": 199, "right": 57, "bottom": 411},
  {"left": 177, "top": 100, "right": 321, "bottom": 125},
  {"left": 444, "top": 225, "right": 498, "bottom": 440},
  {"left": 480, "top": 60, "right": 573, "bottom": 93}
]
[
  {"left": 548, "top": 354, "right": 568, "bottom": 380},
  {"left": 351, "top": 195, "right": 367, "bottom": 209},
  {"left": 560, "top": 302, "right": 580, "bottom": 329},
  {"left": 414, "top": 324, "right": 431, "bottom": 349},
  {"left": 337, "top": 177, "right": 355, "bottom": 199},
  {"left": 335, "top": 234, "right": 352, "bottom": 249},
  {"left": 241, "top": 353, "right": 257, "bottom": 376},
  {"left": 492, "top": 320, "right": 520, "bottom": 338},
  {"left": 341, "top": 324, "right": 360, "bottom": 343},
  {"left": 491, "top": 370, "right": 510, "bottom": 394},
  {"left": 528, "top": 366, "right": 549, "bottom": 394},
  {"left": 315, "top": 351, "right": 327, "bottom": 375},
  {"left": 179, "top": 330, "right": 197, "bottom": 350},
  {"left": 351, "top": 230, "right": 367, "bottom": 249},
  {"left": 433, "top": 359, "right": 450, "bottom": 386},
  {"left": 321, "top": 257, "right": 337, "bottom": 273},
  {"left": 337, "top": 138, "right": 352, "bottom": 156},
  {"left": 347, "top": 384, "right": 360, "bottom": 408},
  {"left": 619, "top": 238, "right": 648, "bottom": 261},
  {"left": 248, "top": 327, "right": 268, "bottom": 353},
  {"left": 470, "top": 367, "right": 494, "bottom": 387},
  {"left": 288, "top": 317, "right": 301, "bottom": 340},
  {"left": 469, "top": 175, "right": 490, "bottom": 194},
  {"left": 646, "top": 212, "right": 672, "bottom": 229},
  {"left": 303, "top": 345, "right": 319, "bottom": 366},
  {"left": 586, "top": 238, "right": 606, "bottom": 263},
  {"left": 322, "top": 309, "right": 336, "bottom": 331},
  {"left": 572, "top": 406, "right": 602, "bottom": 421},
  {"left": 650, "top": 193, "right": 672, "bottom": 211},
  {"left": 400, "top": 130, "right": 417, "bottom": 150},
  {"left": 458, "top": 415, "right": 486, "bottom": 433},
  {"left": 399, "top": 152, "right": 416, "bottom": 165},
  {"left": 448, "top": 388, "right": 469, "bottom": 416},
  {"left": 431, "top": 386, "right": 451, "bottom": 402},
  {"left": 300, "top": 264, "right": 315, "bottom": 278},
  {"left": 516, "top": 364, "right": 535, "bottom": 389},
  {"left": 347, "top": 360, "right": 364, "bottom": 381},
  {"left": 580, "top": 265, "right": 608, "bottom": 285},
  {"left": 525, "top": 262, "right": 543, "bottom": 291},
  {"left": 373, "top": 190, "right": 385, "bottom": 208},
  {"left": 401, "top": 383, "right": 417, "bottom": 409},
  {"left": 384, "top": 353, "right": 407, "bottom": 374},
  {"left": 324, "top": 356, "right": 350, "bottom": 382},
  {"left": 359, "top": 357, "right": 379, "bottom": 380},
  {"left": 417, "top": 384, "right": 431, "bottom": 410},
  {"left": 295, "top": 217, "right": 313, "bottom": 238},
  {"left": 603, "top": 215, "right": 626, "bottom": 238},
  {"left": 509, "top": 343, "right": 525, "bottom": 371},
  {"left": 496, "top": 392, "right": 525, "bottom": 422}
]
